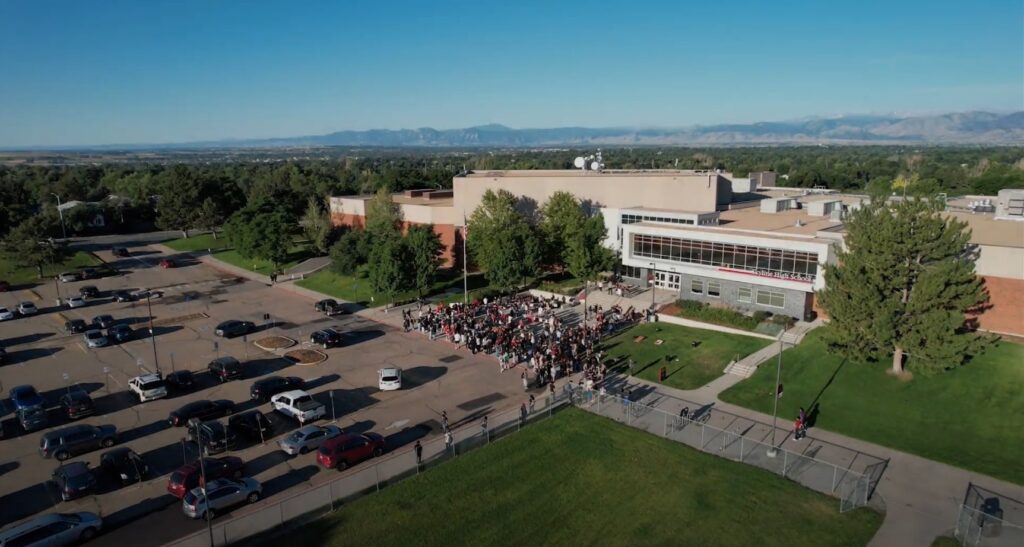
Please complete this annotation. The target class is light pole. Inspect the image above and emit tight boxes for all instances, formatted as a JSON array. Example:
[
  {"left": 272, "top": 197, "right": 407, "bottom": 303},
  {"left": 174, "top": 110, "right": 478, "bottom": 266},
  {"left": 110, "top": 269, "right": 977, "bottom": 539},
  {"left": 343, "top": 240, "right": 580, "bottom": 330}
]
[
  {"left": 192, "top": 420, "right": 214, "bottom": 546},
  {"left": 146, "top": 293, "right": 160, "bottom": 375},
  {"left": 51, "top": 193, "right": 67, "bottom": 240},
  {"left": 649, "top": 262, "right": 656, "bottom": 307},
  {"left": 767, "top": 333, "right": 784, "bottom": 458}
]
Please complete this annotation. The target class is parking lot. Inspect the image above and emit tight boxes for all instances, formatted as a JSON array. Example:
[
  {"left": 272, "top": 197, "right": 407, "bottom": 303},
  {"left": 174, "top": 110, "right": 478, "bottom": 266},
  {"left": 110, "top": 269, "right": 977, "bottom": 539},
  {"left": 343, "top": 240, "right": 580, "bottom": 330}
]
[{"left": 0, "top": 242, "right": 531, "bottom": 545}]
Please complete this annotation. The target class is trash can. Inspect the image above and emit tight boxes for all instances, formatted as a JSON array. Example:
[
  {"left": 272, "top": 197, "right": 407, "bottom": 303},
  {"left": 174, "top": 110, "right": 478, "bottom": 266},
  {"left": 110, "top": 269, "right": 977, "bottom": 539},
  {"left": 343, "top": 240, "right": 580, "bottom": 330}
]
[{"left": 659, "top": 366, "right": 667, "bottom": 382}]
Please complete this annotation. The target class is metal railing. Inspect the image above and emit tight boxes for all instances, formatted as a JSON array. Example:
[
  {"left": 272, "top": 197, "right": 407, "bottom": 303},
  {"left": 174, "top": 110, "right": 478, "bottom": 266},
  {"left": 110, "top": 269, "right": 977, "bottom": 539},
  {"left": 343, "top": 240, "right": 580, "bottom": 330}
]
[
  {"left": 576, "top": 391, "right": 873, "bottom": 512},
  {"left": 954, "top": 483, "right": 1024, "bottom": 547},
  {"left": 166, "top": 394, "right": 572, "bottom": 547}
]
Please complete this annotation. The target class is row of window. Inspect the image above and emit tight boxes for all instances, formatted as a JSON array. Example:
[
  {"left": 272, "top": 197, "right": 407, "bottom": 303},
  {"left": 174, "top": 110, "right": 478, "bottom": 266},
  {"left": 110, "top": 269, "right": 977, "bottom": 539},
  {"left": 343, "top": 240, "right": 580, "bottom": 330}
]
[
  {"left": 632, "top": 234, "right": 818, "bottom": 281},
  {"left": 621, "top": 213, "right": 695, "bottom": 226},
  {"left": 691, "top": 281, "right": 786, "bottom": 309}
]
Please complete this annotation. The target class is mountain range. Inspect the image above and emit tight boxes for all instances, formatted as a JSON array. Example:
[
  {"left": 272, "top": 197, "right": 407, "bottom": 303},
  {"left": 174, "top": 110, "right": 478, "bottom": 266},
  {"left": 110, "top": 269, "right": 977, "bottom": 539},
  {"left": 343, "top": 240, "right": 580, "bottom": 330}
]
[{"left": 18, "top": 111, "right": 1024, "bottom": 150}]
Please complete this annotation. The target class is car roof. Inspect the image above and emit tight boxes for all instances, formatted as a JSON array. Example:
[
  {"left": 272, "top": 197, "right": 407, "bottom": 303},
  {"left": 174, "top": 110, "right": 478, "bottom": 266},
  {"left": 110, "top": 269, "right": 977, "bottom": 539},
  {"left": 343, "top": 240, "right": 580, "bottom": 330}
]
[
  {"left": 11, "top": 385, "right": 37, "bottom": 394},
  {"left": 0, "top": 513, "right": 75, "bottom": 537},
  {"left": 63, "top": 391, "right": 91, "bottom": 401},
  {"left": 380, "top": 367, "right": 401, "bottom": 375},
  {"left": 85, "top": 329, "right": 103, "bottom": 336},
  {"left": 275, "top": 390, "right": 308, "bottom": 398},
  {"left": 102, "top": 447, "right": 132, "bottom": 458},
  {"left": 296, "top": 425, "right": 322, "bottom": 435},
  {"left": 58, "top": 461, "right": 91, "bottom": 473},
  {"left": 210, "top": 356, "right": 240, "bottom": 365},
  {"left": 135, "top": 373, "right": 162, "bottom": 382}
]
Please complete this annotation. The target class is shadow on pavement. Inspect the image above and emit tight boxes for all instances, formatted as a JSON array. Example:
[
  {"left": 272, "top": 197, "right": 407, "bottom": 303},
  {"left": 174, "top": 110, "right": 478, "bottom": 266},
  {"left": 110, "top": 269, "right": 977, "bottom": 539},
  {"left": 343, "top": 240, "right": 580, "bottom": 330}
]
[
  {"left": 245, "top": 450, "right": 292, "bottom": 477},
  {"left": 121, "top": 419, "right": 171, "bottom": 444},
  {"left": 312, "top": 387, "right": 379, "bottom": 420},
  {"left": 401, "top": 366, "right": 448, "bottom": 388},
  {"left": 302, "top": 374, "right": 340, "bottom": 391},
  {"left": 383, "top": 422, "right": 432, "bottom": 451},
  {"left": 4, "top": 346, "right": 65, "bottom": 365},
  {"left": 0, "top": 480, "right": 60, "bottom": 527},
  {"left": 244, "top": 358, "right": 294, "bottom": 379},
  {"left": 262, "top": 465, "right": 320, "bottom": 498},
  {"left": 344, "top": 329, "right": 385, "bottom": 346},
  {"left": 1, "top": 332, "right": 56, "bottom": 347}
]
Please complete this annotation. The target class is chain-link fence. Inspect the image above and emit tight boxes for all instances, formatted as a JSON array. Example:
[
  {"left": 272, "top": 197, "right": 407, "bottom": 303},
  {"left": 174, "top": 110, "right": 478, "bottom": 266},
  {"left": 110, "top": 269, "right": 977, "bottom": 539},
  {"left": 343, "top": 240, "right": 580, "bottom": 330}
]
[
  {"left": 954, "top": 483, "right": 1024, "bottom": 547},
  {"left": 579, "top": 390, "right": 872, "bottom": 512},
  {"left": 166, "top": 393, "right": 572, "bottom": 547}
]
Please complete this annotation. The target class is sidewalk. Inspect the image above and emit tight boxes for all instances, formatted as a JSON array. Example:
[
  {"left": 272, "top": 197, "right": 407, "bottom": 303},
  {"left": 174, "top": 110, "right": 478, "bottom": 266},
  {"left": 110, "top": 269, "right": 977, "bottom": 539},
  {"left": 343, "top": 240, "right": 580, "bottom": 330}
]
[{"left": 616, "top": 372, "right": 1024, "bottom": 547}]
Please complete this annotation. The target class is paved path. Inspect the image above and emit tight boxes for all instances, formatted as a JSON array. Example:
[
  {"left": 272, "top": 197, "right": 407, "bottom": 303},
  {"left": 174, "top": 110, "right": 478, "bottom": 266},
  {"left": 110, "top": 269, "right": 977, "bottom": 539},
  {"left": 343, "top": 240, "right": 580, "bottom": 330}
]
[{"left": 283, "top": 256, "right": 330, "bottom": 277}]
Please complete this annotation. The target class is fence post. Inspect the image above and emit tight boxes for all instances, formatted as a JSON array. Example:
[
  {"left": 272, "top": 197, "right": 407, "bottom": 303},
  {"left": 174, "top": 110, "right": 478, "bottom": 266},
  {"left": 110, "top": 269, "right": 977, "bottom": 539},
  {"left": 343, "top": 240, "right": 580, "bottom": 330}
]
[
  {"left": 740, "top": 436, "right": 744, "bottom": 463},
  {"left": 375, "top": 464, "right": 381, "bottom": 492},
  {"left": 831, "top": 466, "right": 838, "bottom": 493},
  {"left": 700, "top": 423, "right": 705, "bottom": 449},
  {"left": 662, "top": 412, "right": 667, "bottom": 437}
]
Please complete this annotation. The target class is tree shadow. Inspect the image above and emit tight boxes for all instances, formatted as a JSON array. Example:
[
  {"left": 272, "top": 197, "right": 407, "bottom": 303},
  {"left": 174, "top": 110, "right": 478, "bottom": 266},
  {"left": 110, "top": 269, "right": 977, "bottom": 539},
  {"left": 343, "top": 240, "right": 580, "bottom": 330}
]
[
  {"left": 39, "top": 382, "right": 103, "bottom": 407},
  {"left": 383, "top": 422, "right": 432, "bottom": 451},
  {"left": 344, "top": 419, "right": 376, "bottom": 435},
  {"left": 0, "top": 461, "right": 19, "bottom": 476},
  {"left": 0, "top": 480, "right": 59, "bottom": 527},
  {"left": 120, "top": 419, "right": 171, "bottom": 444},
  {"left": 1, "top": 332, "right": 55, "bottom": 347},
  {"left": 92, "top": 390, "right": 140, "bottom": 417},
  {"left": 244, "top": 358, "right": 294, "bottom": 379},
  {"left": 100, "top": 493, "right": 179, "bottom": 532},
  {"left": 262, "top": 465, "right": 321, "bottom": 498},
  {"left": 4, "top": 346, "right": 64, "bottom": 365},
  {"left": 400, "top": 366, "right": 448, "bottom": 388},
  {"left": 245, "top": 450, "right": 293, "bottom": 476},
  {"left": 344, "top": 329, "right": 385, "bottom": 346},
  {"left": 311, "top": 387, "right": 379, "bottom": 421},
  {"left": 303, "top": 374, "right": 341, "bottom": 392}
]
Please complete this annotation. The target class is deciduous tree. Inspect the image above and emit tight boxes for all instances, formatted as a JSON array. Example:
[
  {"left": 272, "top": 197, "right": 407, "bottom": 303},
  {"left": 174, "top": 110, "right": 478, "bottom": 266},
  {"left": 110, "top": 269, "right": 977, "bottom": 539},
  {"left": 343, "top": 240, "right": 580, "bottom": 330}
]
[
  {"left": 302, "top": 197, "right": 333, "bottom": 254},
  {"left": 468, "top": 189, "right": 540, "bottom": 289},
  {"left": 2, "top": 214, "right": 71, "bottom": 278},
  {"left": 405, "top": 224, "right": 444, "bottom": 297}
]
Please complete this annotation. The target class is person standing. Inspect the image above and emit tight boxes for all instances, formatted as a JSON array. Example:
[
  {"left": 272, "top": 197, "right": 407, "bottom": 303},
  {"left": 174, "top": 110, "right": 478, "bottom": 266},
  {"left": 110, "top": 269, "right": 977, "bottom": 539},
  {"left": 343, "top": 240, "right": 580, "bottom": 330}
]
[
  {"left": 441, "top": 410, "right": 449, "bottom": 432},
  {"left": 793, "top": 416, "right": 804, "bottom": 441},
  {"left": 522, "top": 371, "right": 529, "bottom": 391},
  {"left": 481, "top": 416, "right": 488, "bottom": 438},
  {"left": 520, "top": 402, "right": 528, "bottom": 425},
  {"left": 528, "top": 394, "right": 536, "bottom": 413},
  {"left": 444, "top": 430, "right": 454, "bottom": 453},
  {"left": 799, "top": 406, "right": 808, "bottom": 428},
  {"left": 414, "top": 440, "right": 423, "bottom": 465}
]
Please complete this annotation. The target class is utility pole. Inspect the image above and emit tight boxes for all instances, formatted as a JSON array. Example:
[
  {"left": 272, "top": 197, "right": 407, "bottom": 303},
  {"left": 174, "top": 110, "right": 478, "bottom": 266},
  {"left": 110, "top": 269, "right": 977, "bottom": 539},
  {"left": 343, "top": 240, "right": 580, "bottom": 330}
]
[
  {"left": 767, "top": 334, "right": 784, "bottom": 458},
  {"left": 147, "top": 293, "right": 160, "bottom": 375},
  {"left": 194, "top": 421, "right": 214, "bottom": 546},
  {"left": 51, "top": 193, "right": 67, "bottom": 240},
  {"left": 462, "top": 212, "right": 468, "bottom": 305}
]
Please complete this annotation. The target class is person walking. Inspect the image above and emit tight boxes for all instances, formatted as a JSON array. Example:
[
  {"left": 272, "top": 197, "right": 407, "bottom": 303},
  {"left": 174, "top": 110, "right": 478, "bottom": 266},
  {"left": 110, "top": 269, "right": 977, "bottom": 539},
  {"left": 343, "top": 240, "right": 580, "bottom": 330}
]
[
  {"left": 441, "top": 410, "right": 449, "bottom": 432},
  {"left": 799, "top": 406, "right": 808, "bottom": 428},
  {"left": 414, "top": 440, "right": 423, "bottom": 465},
  {"left": 444, "top": 430, "right": 454, "bottom": 453},
  {"left": 481, "top": 416, "right": 488, "bottom": 438},
  {"left": 520, "top": 402, "right": 528, "bottom": 425},
  {"left": 522, "top": 371, "right": 529, "bottom": 391},
  {"left": 793, "top": 416, "right": 804, "bottom": 441},
  {"left": 528, "top": 394, "right": 536, "bottom": 413}
]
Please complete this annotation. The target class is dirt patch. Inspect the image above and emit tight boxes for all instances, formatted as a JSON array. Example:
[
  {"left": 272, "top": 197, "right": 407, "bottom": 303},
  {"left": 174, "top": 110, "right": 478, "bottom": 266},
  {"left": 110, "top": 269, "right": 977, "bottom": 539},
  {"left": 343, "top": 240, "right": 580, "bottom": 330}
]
[
  {"left": 285, "top": 349, "right": 327, "bottom": 366},
  {"left": 660, "top": 303, "right": 680, "bottom": 316},
  {"left": 254, "top": 336, "right": 297, "bottom": 351}
]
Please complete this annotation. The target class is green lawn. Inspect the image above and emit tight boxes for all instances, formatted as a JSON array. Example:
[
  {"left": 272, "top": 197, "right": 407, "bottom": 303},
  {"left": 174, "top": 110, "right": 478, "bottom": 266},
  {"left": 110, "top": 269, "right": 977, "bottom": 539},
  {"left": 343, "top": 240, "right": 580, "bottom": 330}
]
[
  {"left": 164, "top": 233, "right": 313, "bottom": 275},
  {"left": 720, "top": 329, "right": 1024, "bottom": 485},
  {"left": 930, "top": 537, "right": 960, "bottom": 547},
  {"left": 297, "top": 268, "right": 491, "bottom": 307},
  {"left": 268, "top": 409, "right": 881, "bottom": 547},
  {"left": 602, "top": 323, "right": 772, "bottom": 390},
  {"left": 0, "top": 251, "right": 102, "bottom": 285}
]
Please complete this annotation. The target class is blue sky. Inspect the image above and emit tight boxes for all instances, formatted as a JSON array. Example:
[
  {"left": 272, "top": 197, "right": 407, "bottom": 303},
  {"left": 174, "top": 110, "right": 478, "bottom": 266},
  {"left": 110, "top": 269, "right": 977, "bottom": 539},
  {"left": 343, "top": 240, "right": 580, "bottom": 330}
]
[{"left": 1, "top": 0, "right": 1021, "bottom": 146}]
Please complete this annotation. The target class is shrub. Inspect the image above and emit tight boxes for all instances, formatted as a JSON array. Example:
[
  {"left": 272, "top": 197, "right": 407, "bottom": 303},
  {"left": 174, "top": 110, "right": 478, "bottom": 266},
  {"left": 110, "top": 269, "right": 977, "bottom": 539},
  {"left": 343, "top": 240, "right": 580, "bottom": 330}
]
[
  {"left": 673, "top": 299, "right": 760, "bottom": 331},
  {"left": 771, "top": 314, "right": 797, "bottom": 328},
  {"left": 752, "top": 310, "right": 771, "bottom": 322},
  {"left": 329, "top": 230, "right": 369, "bottom": 275}
]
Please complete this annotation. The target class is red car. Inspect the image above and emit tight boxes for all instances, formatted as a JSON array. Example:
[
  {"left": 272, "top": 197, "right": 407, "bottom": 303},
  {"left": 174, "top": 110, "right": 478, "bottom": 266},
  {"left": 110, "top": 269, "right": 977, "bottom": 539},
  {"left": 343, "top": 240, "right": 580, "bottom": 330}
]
[
  {"left": 316, "top": 433, "right": 385, "bottom": 471},
  {"left": 159, "top": 258, "right": 175, "bottom": 268},
  {"left": 166, "top": 456, "right": 244, "bottom": 498}
]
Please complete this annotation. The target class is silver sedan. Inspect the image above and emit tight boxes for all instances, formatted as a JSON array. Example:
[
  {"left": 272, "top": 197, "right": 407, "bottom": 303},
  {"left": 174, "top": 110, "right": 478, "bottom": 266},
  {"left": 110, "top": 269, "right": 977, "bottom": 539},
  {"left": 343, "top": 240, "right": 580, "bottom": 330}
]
[
  {"left": 182, "top": 478, "right": 261, "bottom": 519},
  {"left": 278, "top": 424, "right": 343, "bottom": 455}
]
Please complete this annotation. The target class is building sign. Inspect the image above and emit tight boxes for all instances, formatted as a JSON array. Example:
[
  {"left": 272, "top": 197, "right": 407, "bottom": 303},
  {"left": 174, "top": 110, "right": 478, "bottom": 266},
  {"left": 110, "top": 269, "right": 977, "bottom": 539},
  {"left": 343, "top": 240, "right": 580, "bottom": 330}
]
[{"left": 718, "top": 267, "right": 814, "bottom": 284}]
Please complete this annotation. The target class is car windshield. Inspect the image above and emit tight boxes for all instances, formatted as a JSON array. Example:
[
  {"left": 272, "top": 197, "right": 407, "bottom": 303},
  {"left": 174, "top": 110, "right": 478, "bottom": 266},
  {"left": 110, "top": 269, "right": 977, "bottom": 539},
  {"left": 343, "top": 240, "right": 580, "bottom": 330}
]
[
  {"left": 59, "top": 513, "right": 82, "bottom": 523},
  {"left": 87, "top": 332, "right": 102, "bottom": 339},
  {"left": 22, "top": 407, "right": 45, "bottom": 418},
  {"left": 286, "top": 431, "right": 303, "bottom": 442},
  {"left": 382, "top": 375, "right": 399, "bottom": 382},
  {"left": 140, "top": 379, "right": 165, "bottom": 391}
]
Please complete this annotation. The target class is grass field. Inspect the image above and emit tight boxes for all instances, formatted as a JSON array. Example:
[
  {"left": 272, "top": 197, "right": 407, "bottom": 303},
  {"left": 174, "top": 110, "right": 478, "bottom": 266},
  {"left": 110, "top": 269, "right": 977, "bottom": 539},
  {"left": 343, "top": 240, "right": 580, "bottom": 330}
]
[
  {"left": 273, "top": 409, "right": 881, "bottom": 547},
  {"left": 720, "top": 329, "right": 1024, "bottom": 485},
  {"left": 164, "top": 233, "right": 312, "bottom": 275},
  {"left": 601, "top": 323, "right": 772, "bottom": 390},
  {"left": 0, "top": 251, "right": 102, "bottom": 285}
]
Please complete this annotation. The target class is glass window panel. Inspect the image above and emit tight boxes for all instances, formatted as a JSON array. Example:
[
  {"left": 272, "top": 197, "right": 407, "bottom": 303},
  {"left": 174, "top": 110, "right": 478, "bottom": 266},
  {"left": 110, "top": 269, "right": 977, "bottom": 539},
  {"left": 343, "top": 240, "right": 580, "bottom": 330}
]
[{"left": 691, "top": 280, "right": 703, "bottom": 294}]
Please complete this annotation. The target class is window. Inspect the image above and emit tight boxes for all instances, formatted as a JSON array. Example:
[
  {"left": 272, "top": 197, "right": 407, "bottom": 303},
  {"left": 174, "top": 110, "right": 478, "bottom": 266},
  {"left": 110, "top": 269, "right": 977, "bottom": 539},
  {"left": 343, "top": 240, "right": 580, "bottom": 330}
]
[
  {"left": 630, "top": 234, "right": 818, "bottom": 282},
  {"left": 756, "top": 290, "right": 785, "bottom": 309},
  {"left": 691, "top": 280, "right": 704, "bottom": 294},
  {"left": 707, "top": 281, "right": 721, "bottom": 297},
  {"left": 737, "top": 287, "right": 752, "bottom": 303}
]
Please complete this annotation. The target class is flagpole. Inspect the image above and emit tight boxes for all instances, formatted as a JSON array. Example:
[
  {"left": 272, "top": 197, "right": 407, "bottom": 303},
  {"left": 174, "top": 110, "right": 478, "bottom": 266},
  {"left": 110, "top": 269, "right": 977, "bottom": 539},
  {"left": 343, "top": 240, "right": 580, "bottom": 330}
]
[
  {"left": 767, "top": 333, "right": 783, "bottom": 457},
  {"left": 462, "top": 211, "right": 468, "bottom": 305}
]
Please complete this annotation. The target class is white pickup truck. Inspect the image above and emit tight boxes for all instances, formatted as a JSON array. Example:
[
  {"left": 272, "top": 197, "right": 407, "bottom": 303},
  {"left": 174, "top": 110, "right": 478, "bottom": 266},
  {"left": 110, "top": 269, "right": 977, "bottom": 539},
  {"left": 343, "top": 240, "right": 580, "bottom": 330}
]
[
  {"left": 271, "top": 390, "right": 326, "bottom": 424},
  {"left": 128, "top": 373, "right": 168, "bottom": 402}
]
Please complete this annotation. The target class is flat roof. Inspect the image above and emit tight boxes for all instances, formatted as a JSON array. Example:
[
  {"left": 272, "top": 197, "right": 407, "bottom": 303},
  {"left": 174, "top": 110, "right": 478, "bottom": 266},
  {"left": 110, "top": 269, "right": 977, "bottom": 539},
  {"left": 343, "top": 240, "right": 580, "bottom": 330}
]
[
  {"left": 465, "top": 169, "right": 720, "bottom": 178},
  {"left": 946, "top": 212, "right": 1024, "bottom": 248},
  {"left": 622, "top": 206, "right": 718, "bottom": 216},
  {"left": 630, "top": 221, "right": 832, "bottom": 244},
  {"left": 716, "top": 207, "right": 843, "bottom": 235},
  {"left": 333, "top": 194, "right": 454, "bottom": 207}
]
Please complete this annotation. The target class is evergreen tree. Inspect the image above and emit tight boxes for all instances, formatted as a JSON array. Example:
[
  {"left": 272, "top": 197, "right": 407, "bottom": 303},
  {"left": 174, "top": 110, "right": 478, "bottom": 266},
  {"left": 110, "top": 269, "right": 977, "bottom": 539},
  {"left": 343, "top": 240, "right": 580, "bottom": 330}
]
[
  {"left": 405, "top": 224, "right": 444, "bottom": 297},
  {"left": 224, "top": 198, "right": 294, "bottom": 269},
  {"left": 818, "top": 199, "right": 990, "bottom": 375}
]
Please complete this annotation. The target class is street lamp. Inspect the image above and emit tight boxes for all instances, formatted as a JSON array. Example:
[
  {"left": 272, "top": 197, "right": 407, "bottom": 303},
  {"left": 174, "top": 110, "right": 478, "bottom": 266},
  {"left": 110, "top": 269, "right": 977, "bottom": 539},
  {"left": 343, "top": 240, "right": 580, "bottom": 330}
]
[
  {"left": 649, "top": 262, "right": 656, "bottom": 307},
  {"left": 191, "top": 420, "right": 215, "bottom": 546},
  {"left": 51, "top": 193, "right": 67, "bottom": 240},
  {"left": 767, "top": 333, "right": 784, "bottom": 458},
  {"left": 146, "top": 292, "right": 160, "bottom": 376}
]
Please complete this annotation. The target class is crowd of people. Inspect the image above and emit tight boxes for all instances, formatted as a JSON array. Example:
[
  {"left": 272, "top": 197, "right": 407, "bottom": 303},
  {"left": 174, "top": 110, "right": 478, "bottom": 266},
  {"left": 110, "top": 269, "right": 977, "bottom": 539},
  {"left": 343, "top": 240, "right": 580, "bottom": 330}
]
[{"left": 402, "top": 293, "right": 644, "bottom": 390}]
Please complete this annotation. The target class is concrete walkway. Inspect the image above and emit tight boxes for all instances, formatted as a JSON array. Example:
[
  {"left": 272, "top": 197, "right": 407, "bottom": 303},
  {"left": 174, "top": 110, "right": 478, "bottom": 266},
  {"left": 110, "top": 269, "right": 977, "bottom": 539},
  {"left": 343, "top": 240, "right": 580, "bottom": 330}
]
[{"left": 615, "top": 372, "right": 1024, "bottom": 547}]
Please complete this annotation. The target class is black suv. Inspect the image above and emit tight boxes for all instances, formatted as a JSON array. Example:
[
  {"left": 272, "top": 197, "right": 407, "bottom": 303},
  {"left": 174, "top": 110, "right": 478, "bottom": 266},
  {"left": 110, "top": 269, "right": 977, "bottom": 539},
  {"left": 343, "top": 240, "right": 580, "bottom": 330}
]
[
  {"left": 91, "top": 315, "right": 116, "bottom": 329},
  {"left": 208, "top": 356, "right": 243, "bottom": 382},
  {"left": 314, "top": 299, "right": 343, "bottom": 315},
  {"left": 214, "top": 320, "right": 255, "bottom": 338},
  {"left": 249, "top": 376, "right": 304, "bottom": 402},
  {"left": 65, "top": 319, "right": 88, "bottom": 333},
  {"left": 114, "top": 290, "right": 133, "bottom": 303},
  {"left": 79, "top": 285, "right": 100, "bottom": 299},
  {"left": 100, "top": 447, "right": 149, "bottom": 484},
  {"left": 228, "top": 410, "right": 275, "bottom": 442},
  {"left": 187, "top": 419, "right": 238, "bottom": 455},
  {"left": 310, "top": 328, "right": 343, "bottom": 349},
  {"left": 165, "top": 370, "right": 196, "bottom": 392},
  {"left": 112, "top": 247, "right": 130, "bottom": 258},
  {"left": 52, "top": 461, "right": 97, "bottom": 501},
  {"left": 168, "top": 400, "right": 235, "bottom": 427},
  {"left": 59, "top": 391, "right": 96, "bottom": 420},
  {"left": 40, "top": 424, "right": 118, "bottom": 460}
]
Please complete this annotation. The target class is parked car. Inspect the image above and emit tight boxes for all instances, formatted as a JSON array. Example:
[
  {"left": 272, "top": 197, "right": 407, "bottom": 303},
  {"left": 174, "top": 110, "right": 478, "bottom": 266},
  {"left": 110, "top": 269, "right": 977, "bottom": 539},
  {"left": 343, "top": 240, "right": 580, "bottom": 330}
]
[
  {"left": 129, "top": 373, "right": 167, "bottom": 402},
  {"left": 84, "top": 329, "right": 108, "bottom": 349},
  {"left": 78, "top": 285, "right": 100, "bottom": 299},
  {"left": 39, "top": 424, "right": 118, "bottom": 460},
  {"left": 166, "top": 456, "right": 244, "bottom": 498},
  {"left": 112, "top": 247, "right": 130, "bottom": 257},
  {"left": 131, "top": 288, "right": 162, "bottom": 300},
  {"left": 249, "top": 376, "right": 303, "bottom": 402},
  {"left": 91, "top": 315, "right": 116, "bottom": 329},
  {"left": 182, "top": 477, "right": 262, "bottom": 520},
  {"left": 0, "top": 306, "right": 13, "bottom": 321},
  {"left": 378, "top": 367, "right": 402, "bottom": 391},
  {"left": 314, "top": 298, "right": 343, "bottom": 315},
  {"left": 0, "top": 511, "right": 102, "bottom": 546},
  {"left": 65, "top": 296, "right": 86, "bottom": 309},
  {"left": 164, "top": 370, "right": 196, "bottom": 392},
  {"left": 52, "top": 462, "right": 97, "bottom": 501},
  {"left": 271, "top": 390, "right": 326, "bottom": 425},
  {"left": 79, "top": 268, "right": 98, "bottom": 279},
  {"left": 59, "top": 391, "right": 96, "bottom": 420},
  {"left": 107, "top": 323, "right": 133, "bottom": 343},
  {"left": 214, "top": 320, "right": 254, "bottom": 338},
  {"left": 113, "top": 291, "right": 133, "bottom": 303},
  {"left": 310, "top": 328, "right": 344, "bottom": 349},
  {"left": 64, "top": 318, "right": 88, "bottom": 333},
  {"left": 159, "top": 258, "right": 175, "bottom": 268},
  {"left": 168, "top": 400, "right": 235, "bottom": 427},
  {"left": 58, "top": 272, "right": 81, "bottom": 282},
  {"left": 100, "top": 447, "right": 149, "bottom": 484},
  {"left": 279, "top": 424, "right": 342, "bottom": 456},
  {"left": 228, "top": 410, "right": 275, "bottom": 442},
  {"left": 316, "top": 433, "right": 386, "bottom": 471},
  {"left": 18, "top": 405, "right": 49, "bottom": 432},
  {"left": 187, "top": 419, "right": 238, "bottom": 456},
  {"left": 10, "top": 385, "right": 45, "bottom": 411},
  {"left": 208, "top": 356, "right": 243, "bottom": 382},
  {"left": 17, "top": 301, "right": 38, "bottom": 315}
]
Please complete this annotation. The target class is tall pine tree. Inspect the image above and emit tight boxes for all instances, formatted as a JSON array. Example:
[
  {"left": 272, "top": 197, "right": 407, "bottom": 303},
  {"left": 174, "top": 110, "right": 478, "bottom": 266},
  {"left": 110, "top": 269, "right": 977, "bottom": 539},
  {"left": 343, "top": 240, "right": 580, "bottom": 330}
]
[{"left": 818, "top": 198, "right": 989, "bottom": 375}]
